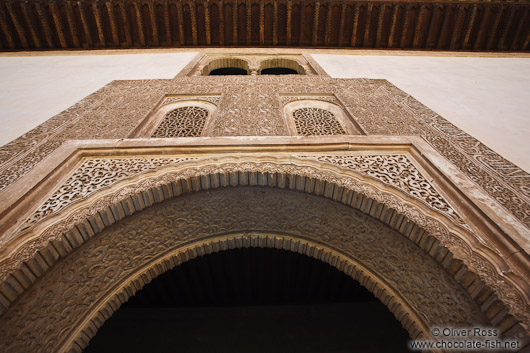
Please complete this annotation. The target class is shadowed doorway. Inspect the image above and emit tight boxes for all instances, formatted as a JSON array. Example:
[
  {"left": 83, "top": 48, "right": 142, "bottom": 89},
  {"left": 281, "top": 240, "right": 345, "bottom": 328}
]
[{"left": 84, "top": 247, "right": 410, "bottom": 352}]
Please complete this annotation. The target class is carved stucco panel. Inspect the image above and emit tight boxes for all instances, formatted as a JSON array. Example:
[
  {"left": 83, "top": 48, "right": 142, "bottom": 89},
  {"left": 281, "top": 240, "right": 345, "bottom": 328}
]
[{"left": 0, "top": 188, "right": 489, "bottom": 353}]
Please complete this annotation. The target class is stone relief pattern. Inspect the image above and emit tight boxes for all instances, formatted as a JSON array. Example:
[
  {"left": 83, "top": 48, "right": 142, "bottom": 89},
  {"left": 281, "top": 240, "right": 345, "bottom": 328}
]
[
  {"left": 0, "top": 76, "right": 527, "bottom": 225},
  {"left": 293, "top": 108, "right": 346, "bottom": 136},
  {"left": 0, "top": 189, "right": 488, "bottom": 353},
  {"left": 20, "top": 157, "right": 197, "bottom": 231},
  {"left": 2, "top": 161, "right": 526, "bottom": 331},
  {"left": 333, "top": 79, "right": 530, "bottom": 227},
  {"left": 298, "top": 154, "right": 465, "bottom": 225},
  {"left": 152, "top": 107, "right": 209, "bottom": 138},
  {"left": 161, "top": 96, "right": 220, "bottom": 106}
]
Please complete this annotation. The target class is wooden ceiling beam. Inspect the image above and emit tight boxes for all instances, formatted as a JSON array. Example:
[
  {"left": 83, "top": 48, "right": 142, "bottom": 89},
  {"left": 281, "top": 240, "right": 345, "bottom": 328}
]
[
  {"left": 176, "top": 0, "right": 185, "bottom": 45},
  {"left": 499, "top": 5, "right": 516, "bottom": 50},
  {"left": 50, "top": 2, "right": 68, "bottom": 48},
  {"left": 133, "top": 1, "right": 146, "bottom": 46},
  {"left": 106, "top": 2, "right": 120, "bottom": 47},
  {"left": 286, "top": 0, "right": 292, "bottom": 45},
  {"left": 312, "top": 0, "right": 320, "bottom": 46},
  {"left": 246, "top": 0, "right": 251, "bottom": 45},
  {"left": 64, "top": 2, "right": 80, "bottom": 48},
  {"left": 119, "top": 2, "right": 133, "bottom": 46},
  {"left": 400, "top": 3, "right": 411, "bottom": 48},
  {"left": 324, "top": 1, "right": 333, "bottom": 46},
  {"left": 233, "top": 0, "right": 238, "bottom": 44},
  {"left": 218, "top": 0, "right": 225, "bottom": 45},
  {"left": 205, "top": 0, "right": 212, "bottom": 45},
  {"left": 473, "top": 4, "right": 489, "bottom": 50},
  {"left": 487, "top": 5, "right": 503, "bottom": 50},
  {"left": 437, "top": 4, "right": 450, "bottom": 49},
  {"left": 375, "top": 3, "right": 385, "bottom": 48},
  {"left": 92, "top": 2, "right": 106, "bottom": 46},
  {"left": 190, "top": 0, "right": 198, "bottom": 45},
  {"left": 462, "top": 4, "right": 477, "bottom": 50},
  {"left": 0, "top": 4, "right": 16, "bottom": 49},
  {"left": 350, "top": 3, "right": 359, "bottom": 47},
  {"left": 20, "top": 2, "right": 42, "bottom": 48},
  {"left": 412, "top": 3, "right": 425, "bottom": 48},
  {"left": 164, "top": 0, "right": 172, "bottom": 46},
  {"left": 511, "top": 7, "right": 528, "bottom": 50},
  {"left": 363, "top": 2, "right": 373, "bottom": 47},
  {"left": 5, "top": 2, "right": 29, "bottom": 49},
  {"left": 35, "top": 2, "right": 55, "bottom": 48},
  {"left": 387, "top": 3, "right": 399, "bottom": 48},
  {"left": 259, "top": 0, "right": 264, "bottom": 45},
  {"left": 273, "top": 0, "right": 278, "bottom": 46},
  {"left": 450, "top": 5, "right": 466, "bottom": 50},
  {"left": 78, "top": 2, "right": 94, "bottom": 47},
  {"left": 337, "top": 1, "right": 346, "bottom": 46},
  {"left": 149, "top": 1, "right": 159, "bottom": 46}
]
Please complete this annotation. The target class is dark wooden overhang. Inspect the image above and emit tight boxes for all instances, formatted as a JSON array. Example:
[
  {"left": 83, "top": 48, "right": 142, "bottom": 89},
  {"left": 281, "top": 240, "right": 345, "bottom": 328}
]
[{"left": 0, "top": 0, "right": 528, "bottom": 51}]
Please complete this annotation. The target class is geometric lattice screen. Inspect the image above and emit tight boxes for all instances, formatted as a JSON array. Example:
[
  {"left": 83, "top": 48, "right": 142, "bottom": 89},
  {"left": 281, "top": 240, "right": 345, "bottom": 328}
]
[
  {"left": 151, "top": 106, "right": 209, "bottom": 137},
  {"left": 293, "top": 107, "right": 346, "bottom": 136}
]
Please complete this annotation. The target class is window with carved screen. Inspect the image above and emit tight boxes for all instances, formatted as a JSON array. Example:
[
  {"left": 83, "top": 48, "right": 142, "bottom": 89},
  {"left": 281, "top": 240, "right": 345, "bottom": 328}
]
[
  {"left": 151, "top": 106, "right": 209, "bottom": 137},
  {"left": 292, "top": 107, "right": 346, "bottom": 136}
]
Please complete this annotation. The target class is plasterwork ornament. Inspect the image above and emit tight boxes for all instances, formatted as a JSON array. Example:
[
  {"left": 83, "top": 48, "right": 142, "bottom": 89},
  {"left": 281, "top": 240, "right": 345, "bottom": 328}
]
[{"left": 0, "top": 189, "right": 491, "bottom": 353}]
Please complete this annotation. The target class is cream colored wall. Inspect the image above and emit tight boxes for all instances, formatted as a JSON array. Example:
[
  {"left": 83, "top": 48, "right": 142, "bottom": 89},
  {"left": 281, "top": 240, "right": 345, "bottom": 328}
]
[
  {"left": 0, "top": 51, "right": 197, "bottom": 146},
  {"left": 313, "top": 54, "right": 530, "bottom": 173},
  {"left": 0, "top": 51, "right": 528, "bottom": 173}
]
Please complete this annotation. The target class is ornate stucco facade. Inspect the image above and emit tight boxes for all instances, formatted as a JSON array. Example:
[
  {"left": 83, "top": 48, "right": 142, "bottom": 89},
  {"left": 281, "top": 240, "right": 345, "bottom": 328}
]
[{"left": 0, "top": 51, "right": 529, "bottom": 352}]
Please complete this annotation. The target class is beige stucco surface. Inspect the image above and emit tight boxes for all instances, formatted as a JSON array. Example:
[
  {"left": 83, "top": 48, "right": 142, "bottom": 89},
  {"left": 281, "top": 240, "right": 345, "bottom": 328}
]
[
  {"left": 313, "top": 54, "right": 530, "bottom": 173},
  {"left": 0, "top": 51, "right": 528, "bottom": 173}
]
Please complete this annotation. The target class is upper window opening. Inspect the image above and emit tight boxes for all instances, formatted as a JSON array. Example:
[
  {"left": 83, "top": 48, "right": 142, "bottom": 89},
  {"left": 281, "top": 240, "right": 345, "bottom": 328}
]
[
  {"left": 261, "top": 67, "right": 299, "bottom": 75},
  {"left": 202, "top": 58, "right": 250, "bottom": 76},
  {"left": 259, "top": 58, "right": 305, "bottom": 75},
  {"left": 209, "top": 67, "right": 248, "bottom": 76}
]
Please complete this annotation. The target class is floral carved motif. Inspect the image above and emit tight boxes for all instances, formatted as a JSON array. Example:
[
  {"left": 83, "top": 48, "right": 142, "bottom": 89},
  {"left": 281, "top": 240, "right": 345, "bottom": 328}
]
[
  {"left": 161, "top": 95, "right": 220, "bottom": 106},
  {"left": 19, "top": 157, "right": 197, "bottom": 231},
  {"left": 298, "top": 154, "right": 465, "bottom": 226}
]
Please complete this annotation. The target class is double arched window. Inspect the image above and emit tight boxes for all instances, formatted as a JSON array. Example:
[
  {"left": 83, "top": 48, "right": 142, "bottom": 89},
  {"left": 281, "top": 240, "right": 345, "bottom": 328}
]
[{"left": 203, "top": 57, "right": 305, "bottom": 75}]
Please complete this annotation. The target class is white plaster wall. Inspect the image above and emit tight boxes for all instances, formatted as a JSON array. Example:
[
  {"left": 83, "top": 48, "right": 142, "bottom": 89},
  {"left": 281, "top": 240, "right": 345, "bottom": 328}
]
[
  {"left": 0, "top": 52, "right": 197, "bottom": 146},
  {"left": 313, "top": 54, "right": 530, "bottom": 173}
]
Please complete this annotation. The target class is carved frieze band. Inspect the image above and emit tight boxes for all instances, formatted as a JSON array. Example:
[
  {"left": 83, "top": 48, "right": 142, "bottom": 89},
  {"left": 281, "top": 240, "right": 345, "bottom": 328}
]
[
  {"left": 19, "top": 157, "right": 198, "bottom": 232},
  {"left": 18, "top": 154, "right": 464, "bottom": 234},
  {"left": 298, "top": 154, "right": 467, "bottom": 227}
]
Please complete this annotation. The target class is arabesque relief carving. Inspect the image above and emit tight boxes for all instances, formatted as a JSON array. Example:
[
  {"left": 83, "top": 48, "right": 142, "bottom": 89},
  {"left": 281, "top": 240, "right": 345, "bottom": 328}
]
[
  {"left": 0, "top": 188, "right": 492, "bottom": 353},
  {"left": 1, "top": 156, "right": 528, "bottom": 344},
  {"left": 0, "top": 75, "right": 527, "bottom": 231},
  {"left": 19, "top": 157, "right": 197, "bottom": 232}
]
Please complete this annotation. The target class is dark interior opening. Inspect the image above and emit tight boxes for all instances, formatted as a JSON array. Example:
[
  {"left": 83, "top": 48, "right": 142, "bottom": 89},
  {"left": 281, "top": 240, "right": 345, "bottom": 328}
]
[
  {"left": 261, "top": 67, "right": 299, "bottom": 75},
  {"left": 209, "top": 67, "right": 248, "bottom": 75},
  {"left": 84, "top": 247, "right": 410, "bottom": 353}
]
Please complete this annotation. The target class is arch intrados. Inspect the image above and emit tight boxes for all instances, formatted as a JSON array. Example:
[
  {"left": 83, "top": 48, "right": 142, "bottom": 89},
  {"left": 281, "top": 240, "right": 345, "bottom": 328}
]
[
  {"left": 67, "top": 232, "right": 425, "bottom": 353},
  {"left": 0, "top": 160, "right": 525, "bottom": 342},
  {"left": 259, "top": 58, "right": 305, "bottom": 74},
  {"left": 202, "top": 58, "right": 250, "bottom": 75}
]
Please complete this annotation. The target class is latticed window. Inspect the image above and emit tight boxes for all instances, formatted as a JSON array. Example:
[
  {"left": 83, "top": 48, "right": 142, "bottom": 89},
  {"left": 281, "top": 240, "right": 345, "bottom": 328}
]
[
  {"left": 292, "top": 107, "right": 346, "bottom": 136},
  {"left": 151, "top": 106, "right": 209, "bottom": 137}
]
